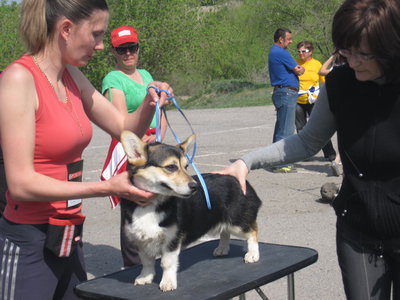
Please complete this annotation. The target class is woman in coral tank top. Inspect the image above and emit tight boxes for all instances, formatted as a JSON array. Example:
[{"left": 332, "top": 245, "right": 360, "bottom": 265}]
[{"left": 0, "top": 1, "right": 171, "bottom": 299}]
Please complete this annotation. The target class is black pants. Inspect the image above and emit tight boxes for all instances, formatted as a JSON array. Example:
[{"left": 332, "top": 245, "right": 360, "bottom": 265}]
[
  {"left": 0, "top": 218, "right": 86, "bottom": 300},
  {"left": 120, "top": 201, "right": 141, "bottom": 267},
  {"left": 337, "top": 220, "right": 400, "bottom": 300},
  {"left": 296, "top": 103, "right": 336, "bottom": 158}
]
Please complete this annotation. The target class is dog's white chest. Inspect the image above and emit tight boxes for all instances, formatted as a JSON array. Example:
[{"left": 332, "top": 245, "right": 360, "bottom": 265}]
[{"left": 124, "top": 205, "right": 176, "bottom": 254}]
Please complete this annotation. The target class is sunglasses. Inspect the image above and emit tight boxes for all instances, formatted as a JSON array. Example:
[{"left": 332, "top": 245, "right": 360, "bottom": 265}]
[
  {"left": 115, "top": 44, "right": 139, "bottom": 55},
  {"left": 338, "top": 49, "right": 375, "bottom": 62},
  {"left": 297, "top": 49, "right": 310, "bottom": 54}
]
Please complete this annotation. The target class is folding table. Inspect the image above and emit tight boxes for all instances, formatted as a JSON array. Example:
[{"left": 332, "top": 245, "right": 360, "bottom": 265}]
[{"left": 75, "top": 239, "right": 318, "bottom": 300}]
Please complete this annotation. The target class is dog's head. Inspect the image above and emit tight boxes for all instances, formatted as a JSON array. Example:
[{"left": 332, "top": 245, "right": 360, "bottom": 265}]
[{"left": 120, "top": 130, "right": 198, "bottom": 198}]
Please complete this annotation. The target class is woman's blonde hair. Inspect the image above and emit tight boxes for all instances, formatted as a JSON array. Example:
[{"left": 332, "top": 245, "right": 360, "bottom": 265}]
[{"left": 20, "top": 0, "right": 108, "bottom": 54}]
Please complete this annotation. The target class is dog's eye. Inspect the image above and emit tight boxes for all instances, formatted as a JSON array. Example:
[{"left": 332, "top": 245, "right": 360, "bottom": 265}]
[{"left": 164, "top": 164, "right": 178, "bottom": 172}]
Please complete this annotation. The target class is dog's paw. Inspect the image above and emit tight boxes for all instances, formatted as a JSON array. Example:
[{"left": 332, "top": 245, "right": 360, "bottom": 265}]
[
  {"left": 244, "top": 251, "right": 259, "bottom": 263},
  {"left": 134, "top": 274, "right": 154, "bottom": 286},
  {"left": 213, "top": 246, "right": 229, "bottom": 257},
  {"left": 159, "top": 279, "right": 177, "bottom": 292}
]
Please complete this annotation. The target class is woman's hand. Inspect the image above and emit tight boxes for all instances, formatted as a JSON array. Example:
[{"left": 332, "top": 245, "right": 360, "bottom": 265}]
[
  {"left": 146, "top": 81, "right": 173, "bottom": 108},
  {"left": 142, "top": 134, "right": 156, "bottom": 144},
  {"left": 107, "top": 171, "right": 154, "bottom": 206},
  {"left": 212, "top": 159, "right": 249, "bottom": 194}
]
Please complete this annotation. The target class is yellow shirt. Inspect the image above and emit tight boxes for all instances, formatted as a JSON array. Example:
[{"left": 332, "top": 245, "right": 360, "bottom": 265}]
[{"left": 296, "top": 58, "right": 325, "bottom": 105}]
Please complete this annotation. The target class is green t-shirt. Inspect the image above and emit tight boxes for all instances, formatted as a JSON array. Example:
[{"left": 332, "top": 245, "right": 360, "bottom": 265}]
[{"left": 101, "top": 69, "right": 156, "bottom": 127}]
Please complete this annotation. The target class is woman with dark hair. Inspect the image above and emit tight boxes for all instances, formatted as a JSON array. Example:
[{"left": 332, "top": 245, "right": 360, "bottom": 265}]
[
  {"left": 0, "top": 0, "right": 171, "bottom": 299},
  {"left": 217, "top": 0, "right": 400, "bottom": 298}
]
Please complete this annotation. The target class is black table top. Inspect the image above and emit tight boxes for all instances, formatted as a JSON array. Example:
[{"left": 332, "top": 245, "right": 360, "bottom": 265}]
[{"left": 75, "top": 239, "right": 318, "bottom": 300}]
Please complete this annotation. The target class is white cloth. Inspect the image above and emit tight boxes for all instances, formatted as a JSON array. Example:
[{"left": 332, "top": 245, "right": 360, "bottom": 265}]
[
  {"left": 100, "top": 138, "right": 127, "bottom": 208},
  {"left": 298, "top": 85, "right": 320, "bottom": 104}
]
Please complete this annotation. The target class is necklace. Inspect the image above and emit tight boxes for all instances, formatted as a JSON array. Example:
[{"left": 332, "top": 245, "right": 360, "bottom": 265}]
[
  {"left": 69, "top": 102, "right": 84, "bottom": 137},
  {"left": 32, "top": 55, "right": 84, "bottom": 136},
  {"left": 32, "top": 55, "right": 68, "bottom": 104}
]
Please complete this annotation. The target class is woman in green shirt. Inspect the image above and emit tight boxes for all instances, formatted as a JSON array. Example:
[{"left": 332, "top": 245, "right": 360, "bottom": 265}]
[
  {"left": 101, "top": 26, "right": 167, "bottom": 267},
  {"left": 102, "top": 26, "right": 167, "bottom": 143}
]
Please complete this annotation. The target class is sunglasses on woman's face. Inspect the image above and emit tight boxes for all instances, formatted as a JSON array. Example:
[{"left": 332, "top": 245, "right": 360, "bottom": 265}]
[
  {"left": 115, "top": 44, "right": 139, "bottom": 55},
  {"left": 297, "top": 49, "right": 310, "bottom": 54}
]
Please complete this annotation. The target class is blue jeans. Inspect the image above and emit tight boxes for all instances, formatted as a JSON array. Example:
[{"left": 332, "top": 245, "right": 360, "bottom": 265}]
[{"left": 272, "top": 88, "right": 297, "bottom": 143}]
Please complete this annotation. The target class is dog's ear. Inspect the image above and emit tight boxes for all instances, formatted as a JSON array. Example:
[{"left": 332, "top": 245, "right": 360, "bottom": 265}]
[
  {"left": 120, "top": 130, "right": 148, "bottom": 167},
  {"left": 178, "top": 134, "right": 196, "bottom": 155}
]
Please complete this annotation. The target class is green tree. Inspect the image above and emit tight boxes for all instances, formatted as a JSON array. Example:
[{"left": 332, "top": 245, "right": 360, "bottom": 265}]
[
  {"left": 82, "top": 0, "right": 201, "bottom": 91},
  {"left": 0, "top": 1, "right": 24, "bottom": 70},
  {"left": 259, "top": 0, "right": 343, "bottom": 60},
  {"left": 0, "top": 0, "right": 342, "bottom": 97}
]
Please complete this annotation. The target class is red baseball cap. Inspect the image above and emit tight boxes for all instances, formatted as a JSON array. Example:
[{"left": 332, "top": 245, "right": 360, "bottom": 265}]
[{"left": 111, "top": 26, "right": 139, "bottom": 47}]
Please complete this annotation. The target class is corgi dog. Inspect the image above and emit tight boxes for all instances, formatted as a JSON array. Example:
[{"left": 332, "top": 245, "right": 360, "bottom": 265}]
[{"left": 119, "top": 130, "right": 262, "bottom": 292}]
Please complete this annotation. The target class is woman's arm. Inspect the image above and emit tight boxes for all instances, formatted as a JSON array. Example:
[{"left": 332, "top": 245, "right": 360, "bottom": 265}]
[
  {"left": 104, "top": 88, "right": 129, "bottom": 116},
  {"left": 69, "top": 66, "right": 170, "bottom": 140},
  {"left": 216, "top": 86, "right": 337, "bottom": 193},
  {"left": 241, "top": 86, "right": 337, "bottom": 171},
  {"left": 319, "top": 55, "right": 334, "bottom": 76},
  {"left": 222, "top": 86, "right": 336, "bottom": 192},
  {"left": 160, "top": 112, "right": 168, "bottom": 141},
  {"left": 104, "top": 87, "right": 168, "bottom": 144}
]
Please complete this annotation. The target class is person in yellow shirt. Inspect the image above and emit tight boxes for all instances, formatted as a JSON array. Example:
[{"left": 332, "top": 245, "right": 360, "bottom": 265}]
[{"left": 296, "top": 41, "right": 337, "bottom": 161}]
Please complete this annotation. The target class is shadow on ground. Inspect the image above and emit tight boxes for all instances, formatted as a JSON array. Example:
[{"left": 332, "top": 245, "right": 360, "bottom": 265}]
[{"left": 83, "top": 242, "right": 123, "bottom": 278}]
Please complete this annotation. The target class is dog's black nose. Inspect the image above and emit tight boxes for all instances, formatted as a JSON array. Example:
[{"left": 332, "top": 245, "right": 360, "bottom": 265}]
[{"left": 189, "top": 182, "right": 198, "bottom": 193}]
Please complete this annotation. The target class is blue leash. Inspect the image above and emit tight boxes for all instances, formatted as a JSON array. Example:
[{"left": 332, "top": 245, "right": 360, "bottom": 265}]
[{"left": 147, "top": 86, "right": 212, "bottom": 210}]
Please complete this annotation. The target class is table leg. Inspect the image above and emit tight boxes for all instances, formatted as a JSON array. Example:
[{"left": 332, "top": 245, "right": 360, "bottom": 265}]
[
  {"left": 287, "top": 273, "right": 295, "bottom": 300},
  {"left": 255, "top": 287, "right": 269, "bottom": 300}
]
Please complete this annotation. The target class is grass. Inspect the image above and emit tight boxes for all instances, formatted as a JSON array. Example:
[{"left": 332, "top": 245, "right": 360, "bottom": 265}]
[{"left": 174, "top": 80, "right": 274, "bottom": 109}]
